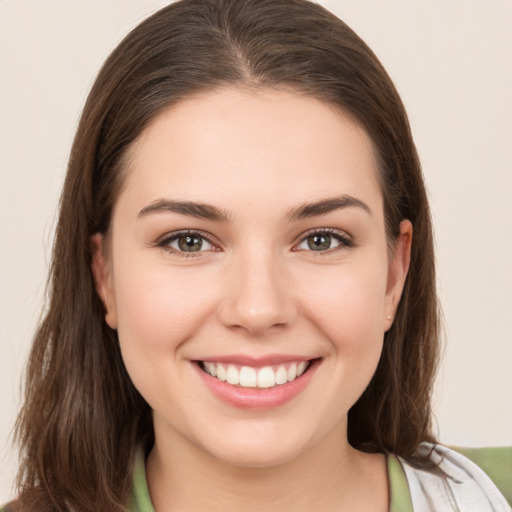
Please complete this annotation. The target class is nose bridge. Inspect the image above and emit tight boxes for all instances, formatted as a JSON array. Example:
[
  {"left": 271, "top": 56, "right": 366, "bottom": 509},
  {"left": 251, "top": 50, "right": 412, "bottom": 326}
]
[{"left": 219, "top": 245, "right": 296, "bottom": 334}]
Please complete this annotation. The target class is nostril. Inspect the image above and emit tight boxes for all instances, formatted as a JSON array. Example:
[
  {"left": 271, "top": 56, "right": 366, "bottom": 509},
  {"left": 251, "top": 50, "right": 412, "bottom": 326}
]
[{"left": 218, "top": 297, "right": 297, "bottom": 335}]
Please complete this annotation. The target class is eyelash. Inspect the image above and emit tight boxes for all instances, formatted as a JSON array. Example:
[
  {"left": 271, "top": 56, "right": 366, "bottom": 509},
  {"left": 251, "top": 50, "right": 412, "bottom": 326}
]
[
  {"left": 155, "top": 228, "right": 355, "bottom": 257},
  {"left": 156, "top": 230, "right": 219, "bottom": 258},
  {"left": 294, "top": 228, "right": 355, "bottom": 255}
]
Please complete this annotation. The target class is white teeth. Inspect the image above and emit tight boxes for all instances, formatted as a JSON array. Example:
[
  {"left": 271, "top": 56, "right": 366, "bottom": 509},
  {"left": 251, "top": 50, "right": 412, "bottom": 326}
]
[
  {"left": 287, "top": 363, "right": 297, "bottom": 381},
  {"left": 257, "top": 367, "right": 275, "bottom": 388},
  {"left": 202, "top": 360, "right": 311, "bottom": 388},
  {"left": 205, "top": 362, "right": 216, "bottom": 377},
  {"left": 216, "top": 364, "right": 227, "bottom": 382},
  {"left": 239, "top": 366, "right": 257, "bottom": 387},
  {"left": 226, "top": 365, "right": 240, "bottom": 385},
  {"left": 275, "top": 365, "right": 288, "bottom": 385}
]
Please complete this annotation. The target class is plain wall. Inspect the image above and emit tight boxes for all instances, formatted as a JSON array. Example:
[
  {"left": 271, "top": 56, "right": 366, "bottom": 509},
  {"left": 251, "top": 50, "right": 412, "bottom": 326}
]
[{"left": 1, "top": 0, "right": 511, "bottom": 503}]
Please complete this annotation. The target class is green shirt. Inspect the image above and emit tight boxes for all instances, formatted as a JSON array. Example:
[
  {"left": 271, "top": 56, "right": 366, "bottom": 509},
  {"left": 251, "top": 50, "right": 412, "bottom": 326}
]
[{"left": 128, "top": 445, "right": 512, "bottom": 511}]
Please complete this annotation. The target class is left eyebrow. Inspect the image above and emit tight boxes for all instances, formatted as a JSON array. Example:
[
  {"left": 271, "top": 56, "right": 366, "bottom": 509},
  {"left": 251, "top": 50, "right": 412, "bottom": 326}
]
[
  {"left": 138, "top": 199, "right": 230, "bottom": 222},
  {"left": 285, "top": 195, "right": 371, "bottom": 221}
]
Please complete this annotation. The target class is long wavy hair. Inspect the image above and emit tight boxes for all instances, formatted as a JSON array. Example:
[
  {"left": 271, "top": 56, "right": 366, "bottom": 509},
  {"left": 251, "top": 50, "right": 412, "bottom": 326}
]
[{"left": 13, "top": 0, "right": 439, "bottom": 510}]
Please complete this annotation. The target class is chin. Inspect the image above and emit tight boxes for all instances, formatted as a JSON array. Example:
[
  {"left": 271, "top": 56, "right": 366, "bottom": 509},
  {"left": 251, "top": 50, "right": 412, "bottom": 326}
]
[
  {"left": 211, "top": 442, "right": 303, "bottom": 469},
  {"left": 199, "top": 423, "right": 315, "bottom": 469}
]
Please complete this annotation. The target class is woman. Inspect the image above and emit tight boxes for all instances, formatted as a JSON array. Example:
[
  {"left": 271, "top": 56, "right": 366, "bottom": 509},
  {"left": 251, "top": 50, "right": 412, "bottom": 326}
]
[{"left": 3, "top": 0, "right": 511, "bottom": 511}]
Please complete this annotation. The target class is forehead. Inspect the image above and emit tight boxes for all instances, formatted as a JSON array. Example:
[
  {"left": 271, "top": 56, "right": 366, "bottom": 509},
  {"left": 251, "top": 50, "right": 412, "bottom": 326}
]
[{"left": 119, "top": 87, "right": 383, "bottom": 217}]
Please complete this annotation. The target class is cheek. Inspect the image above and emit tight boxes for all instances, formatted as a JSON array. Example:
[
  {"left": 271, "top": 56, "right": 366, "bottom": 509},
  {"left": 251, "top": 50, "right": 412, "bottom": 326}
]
[
  {"left": 112, "top": 255, "right": 219, "bottom": 357},
  {"left": 111, "top": 257, "right": 221, "bottom": 412},
  {"left": 296, "top": 258, "right": 389, "bottom": 406},
  {"left": 298, "top": 261, "right": 388, "bottom": 346}
]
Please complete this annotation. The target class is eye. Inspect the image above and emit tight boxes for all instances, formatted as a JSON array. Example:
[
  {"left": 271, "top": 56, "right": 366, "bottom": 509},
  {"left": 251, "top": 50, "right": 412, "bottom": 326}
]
[
  {"left": 157, "top": 230, "right": 216, "bottom": 255},
  {"left": 295, "top": 229, "right": 353, "bottom": 253}
]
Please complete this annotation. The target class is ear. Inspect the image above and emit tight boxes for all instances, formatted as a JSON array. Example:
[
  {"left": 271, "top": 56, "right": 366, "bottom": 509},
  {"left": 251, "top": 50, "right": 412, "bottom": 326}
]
[
  {"left": 90, "top": 233, "right": 118, "bottom": 329},
  {"left": 385, "top": 220, "right": 412, "bottom": 331}
]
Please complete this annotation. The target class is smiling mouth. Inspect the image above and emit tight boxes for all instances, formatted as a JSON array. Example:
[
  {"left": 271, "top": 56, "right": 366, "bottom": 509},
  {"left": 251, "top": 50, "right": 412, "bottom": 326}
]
[{"left": 198, "top": 360, "right": 314, "bottom": 389}]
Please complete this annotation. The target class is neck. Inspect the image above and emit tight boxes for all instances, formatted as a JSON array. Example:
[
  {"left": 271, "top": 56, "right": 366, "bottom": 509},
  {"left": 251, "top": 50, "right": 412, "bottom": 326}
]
[{"left": 146, "top": 421, "right": 389, "bottom": 512}]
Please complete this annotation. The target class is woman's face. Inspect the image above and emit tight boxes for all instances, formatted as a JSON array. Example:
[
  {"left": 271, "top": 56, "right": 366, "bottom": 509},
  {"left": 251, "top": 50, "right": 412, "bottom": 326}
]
[{"left": 93, "top": 88, "right": 411, "bottom": 467}]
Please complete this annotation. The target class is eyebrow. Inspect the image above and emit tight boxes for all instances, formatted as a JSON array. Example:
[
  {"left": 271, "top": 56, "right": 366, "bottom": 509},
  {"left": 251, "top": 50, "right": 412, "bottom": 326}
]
[
  {"left": 138, "top": 195, "right": 370, "bottom": 223},
  {"left": 285, "top": 195, "right": 371, "bottom": 221},
  {"left": 138, "top": 199, "right": 230, "bottom": 222}
]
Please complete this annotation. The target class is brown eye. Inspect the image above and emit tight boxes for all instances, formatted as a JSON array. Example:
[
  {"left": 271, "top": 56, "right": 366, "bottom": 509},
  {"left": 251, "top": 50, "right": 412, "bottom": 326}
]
[
  {"left": 158, "top": 231, "right": 215, "bottom": 254},
  {"left": 307, "top": 234, "right": 332, "bottom": 251},
  {"left": 178, "top": 234, "right": 204, "bottom": 252},
  {"left": 296, "top": 230, "right": 353, "bottom": 253}
]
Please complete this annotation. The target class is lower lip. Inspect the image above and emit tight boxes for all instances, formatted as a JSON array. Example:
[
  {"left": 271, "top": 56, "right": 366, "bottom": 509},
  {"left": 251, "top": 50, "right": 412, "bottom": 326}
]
[{"left": 193, "top": 360, "right": 319, "bottom": 409}]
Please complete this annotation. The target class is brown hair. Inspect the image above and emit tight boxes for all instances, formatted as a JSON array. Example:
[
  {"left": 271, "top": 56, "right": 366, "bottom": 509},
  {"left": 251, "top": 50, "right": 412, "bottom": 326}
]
[{"left": 13, "top": 0, "right": 439, "bottom": 510}]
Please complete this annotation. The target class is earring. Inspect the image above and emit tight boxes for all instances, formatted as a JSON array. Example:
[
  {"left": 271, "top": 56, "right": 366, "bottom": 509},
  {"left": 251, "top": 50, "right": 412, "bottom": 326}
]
[{"left": 387, "top": 315, "right": 392, "bottom": 320}]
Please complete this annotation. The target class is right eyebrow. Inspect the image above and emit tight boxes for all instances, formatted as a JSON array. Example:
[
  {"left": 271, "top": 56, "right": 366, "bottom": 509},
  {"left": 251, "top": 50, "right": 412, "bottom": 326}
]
[
  {"left": 285, "top": 195, "right": 371, "bottom": 222},
  {"left": 137, "top": 199, "right": 231, "bottom": 222}
]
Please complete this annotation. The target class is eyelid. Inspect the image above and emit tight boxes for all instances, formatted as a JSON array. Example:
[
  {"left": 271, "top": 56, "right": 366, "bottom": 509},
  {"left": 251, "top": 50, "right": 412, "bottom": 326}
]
[
  {"left": 155, "top": 229, "right": 221, "bottom": 255},
  {"left": 293, "top": 228, "right": 355, "bottom": 252},
  {"left": 153, "top": 227, "right": 354, "bottom": 256}
]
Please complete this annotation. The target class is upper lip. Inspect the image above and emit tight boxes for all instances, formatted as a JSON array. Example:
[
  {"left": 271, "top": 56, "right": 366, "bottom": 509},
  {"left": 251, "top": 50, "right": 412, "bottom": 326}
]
[{"left": 193, "top": 354, "right": 318, "bottom": 367}]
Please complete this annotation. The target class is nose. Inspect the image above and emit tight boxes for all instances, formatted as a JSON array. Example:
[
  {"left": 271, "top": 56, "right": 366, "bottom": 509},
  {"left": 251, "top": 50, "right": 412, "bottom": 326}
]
[{"left": 217, "top": 250, "right": 297, "bottom": 336}]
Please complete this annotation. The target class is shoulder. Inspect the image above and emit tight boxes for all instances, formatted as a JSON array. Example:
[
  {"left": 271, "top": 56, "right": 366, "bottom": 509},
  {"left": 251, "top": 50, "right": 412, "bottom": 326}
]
[
  {"left": 451, "top": 445, "right": 512, "bottom": 505},
  {"left": 398, "top": 443, "right": 512, "bottom": 511}
]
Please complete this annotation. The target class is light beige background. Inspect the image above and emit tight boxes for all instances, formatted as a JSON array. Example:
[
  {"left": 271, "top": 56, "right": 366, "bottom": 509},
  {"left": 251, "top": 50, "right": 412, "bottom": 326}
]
[{"left": 1, "top": 0, "right": 511, "bottom": 503}]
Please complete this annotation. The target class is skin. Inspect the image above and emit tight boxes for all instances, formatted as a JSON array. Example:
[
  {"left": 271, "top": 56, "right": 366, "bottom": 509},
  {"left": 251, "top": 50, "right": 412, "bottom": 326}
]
[{"left": 92, "top": 88, "right": 412, "bottom": 511}]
